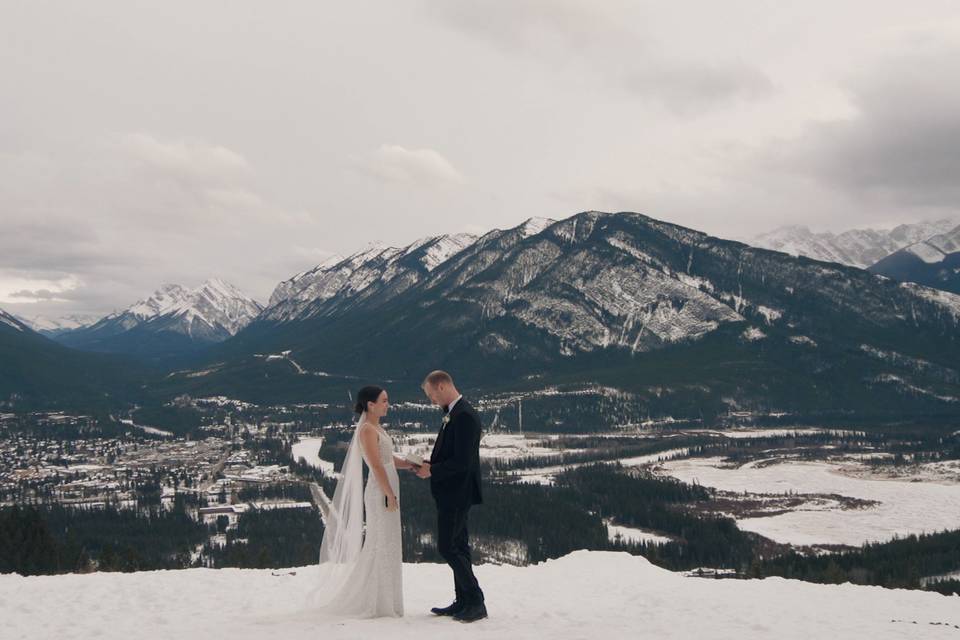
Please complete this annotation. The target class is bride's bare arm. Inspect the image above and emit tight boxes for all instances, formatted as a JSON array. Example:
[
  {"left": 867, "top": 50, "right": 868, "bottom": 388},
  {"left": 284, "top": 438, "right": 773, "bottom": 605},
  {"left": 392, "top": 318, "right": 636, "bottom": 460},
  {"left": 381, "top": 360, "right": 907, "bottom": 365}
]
[
  {"left": 359, "top": 426, "right": 398, "bottom": 505},
  {"left": 393, "top": 455, "right": 415, "bottom": 470}
]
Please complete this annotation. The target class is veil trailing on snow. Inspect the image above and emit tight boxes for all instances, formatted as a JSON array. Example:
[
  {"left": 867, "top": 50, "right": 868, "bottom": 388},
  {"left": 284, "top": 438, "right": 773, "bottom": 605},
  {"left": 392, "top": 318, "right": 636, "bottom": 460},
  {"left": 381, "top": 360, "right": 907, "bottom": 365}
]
[{"left": 306, "top": 410, "right": 367, "bottom": 608}]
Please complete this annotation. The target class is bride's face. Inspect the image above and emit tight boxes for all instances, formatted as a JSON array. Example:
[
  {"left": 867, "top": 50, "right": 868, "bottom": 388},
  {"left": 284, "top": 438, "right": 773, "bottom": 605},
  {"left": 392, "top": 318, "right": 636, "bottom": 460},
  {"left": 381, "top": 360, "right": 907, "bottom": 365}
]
[{"left": 369, "top": 390, "right": 389, "bottom": 418}]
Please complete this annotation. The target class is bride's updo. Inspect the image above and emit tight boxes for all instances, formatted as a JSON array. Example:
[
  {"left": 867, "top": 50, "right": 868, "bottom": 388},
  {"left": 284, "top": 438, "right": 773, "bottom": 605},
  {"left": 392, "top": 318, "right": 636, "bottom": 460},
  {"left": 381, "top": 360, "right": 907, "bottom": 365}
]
[{"left": 354, "top": 385, "right": 384, "bottom": 415}]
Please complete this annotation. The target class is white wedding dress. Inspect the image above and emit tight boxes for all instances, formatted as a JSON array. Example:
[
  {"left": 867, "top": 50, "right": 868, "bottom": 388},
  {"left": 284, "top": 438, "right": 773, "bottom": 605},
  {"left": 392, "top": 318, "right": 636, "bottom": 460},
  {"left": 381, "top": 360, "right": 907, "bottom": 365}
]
[{"left": 313, "top": 424, "right": 404, "bottom": 618}]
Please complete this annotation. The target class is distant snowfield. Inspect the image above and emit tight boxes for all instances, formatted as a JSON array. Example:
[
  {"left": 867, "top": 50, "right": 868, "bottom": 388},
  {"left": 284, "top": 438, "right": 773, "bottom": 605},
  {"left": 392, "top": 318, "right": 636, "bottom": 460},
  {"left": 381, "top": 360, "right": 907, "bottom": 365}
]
[
  {"left": 658, "top": 457, "right": 960, "bottom": 546},
  {"left": 511, "top": 447, "right": 692, "bottom": 486},
  {"left": 290, "top": 437, "right": 334, "bottom": 475},
  {"left": 604, "top": 519, "right": 672, "bottom": 545},
  {"left": 2, "top": 551, "right": 956, "bottom": 639},
  {"left": 395, "top": 432, "right": 588, "bottom": 465}
]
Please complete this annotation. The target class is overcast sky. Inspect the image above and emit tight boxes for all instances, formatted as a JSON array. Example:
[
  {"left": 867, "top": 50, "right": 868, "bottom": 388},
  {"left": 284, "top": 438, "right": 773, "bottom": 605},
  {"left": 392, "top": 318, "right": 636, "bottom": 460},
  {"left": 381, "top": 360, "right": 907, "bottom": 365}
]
[{"left": 3, "top": 1, "right": 960, "bottom": 319}]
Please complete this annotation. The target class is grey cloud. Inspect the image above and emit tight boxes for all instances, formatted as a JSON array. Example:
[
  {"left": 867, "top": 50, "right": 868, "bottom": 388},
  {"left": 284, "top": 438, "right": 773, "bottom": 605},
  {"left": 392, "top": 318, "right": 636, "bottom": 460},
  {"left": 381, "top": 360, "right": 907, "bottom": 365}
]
[
  {"left": 423, "top": 0, "right": 774, "bottom": 114},
  {"left": 623, "top": 63, "right": 774, "bottom": 116},
  {"left": 772, "top": 43, "right": 960, "bottom": 208},
  {"left": 9, "top": 288, "right": 61, "bottom": 301}
]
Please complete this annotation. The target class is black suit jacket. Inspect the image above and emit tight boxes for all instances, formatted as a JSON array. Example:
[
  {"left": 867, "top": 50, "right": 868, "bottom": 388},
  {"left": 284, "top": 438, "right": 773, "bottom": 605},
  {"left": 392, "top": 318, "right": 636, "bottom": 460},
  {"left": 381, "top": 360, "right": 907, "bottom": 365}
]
[{"left": 429, "top": 397, "right": 483, "bottom": 509}]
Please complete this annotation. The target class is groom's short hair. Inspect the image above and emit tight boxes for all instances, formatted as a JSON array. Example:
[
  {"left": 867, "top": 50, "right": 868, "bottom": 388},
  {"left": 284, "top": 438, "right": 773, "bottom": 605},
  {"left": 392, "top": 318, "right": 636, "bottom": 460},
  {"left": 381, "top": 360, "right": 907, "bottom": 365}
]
[{"left": 423, "top": 370, "right": 453, "bottom": 388}]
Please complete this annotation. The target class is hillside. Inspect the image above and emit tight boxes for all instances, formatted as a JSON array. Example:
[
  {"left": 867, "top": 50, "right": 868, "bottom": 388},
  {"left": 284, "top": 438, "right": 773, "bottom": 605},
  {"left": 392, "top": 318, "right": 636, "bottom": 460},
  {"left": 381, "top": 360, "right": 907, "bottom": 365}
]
[
  {"left": 0, "top": 309, "right": 144, "bottom": 409},
  {"left": 1, "top": 550, "right": 956, "bottom": 639},
  {"left": 870, "top": 224, "right": 960, "bottom": 295}
]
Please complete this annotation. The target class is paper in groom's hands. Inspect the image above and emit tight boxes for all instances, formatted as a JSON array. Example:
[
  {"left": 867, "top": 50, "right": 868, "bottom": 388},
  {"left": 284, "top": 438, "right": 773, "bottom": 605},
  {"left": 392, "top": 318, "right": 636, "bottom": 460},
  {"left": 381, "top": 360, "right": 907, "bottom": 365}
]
[{"left": 404, "top": 452, "right": 424, "bottom": 468}]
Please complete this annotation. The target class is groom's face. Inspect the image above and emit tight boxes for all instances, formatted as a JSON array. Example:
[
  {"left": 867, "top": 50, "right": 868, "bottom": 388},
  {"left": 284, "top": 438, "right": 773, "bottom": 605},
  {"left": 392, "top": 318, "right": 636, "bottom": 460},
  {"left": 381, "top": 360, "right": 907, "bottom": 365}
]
[{"left": 421, "top": 382, "right": 442, "bottom": 406}]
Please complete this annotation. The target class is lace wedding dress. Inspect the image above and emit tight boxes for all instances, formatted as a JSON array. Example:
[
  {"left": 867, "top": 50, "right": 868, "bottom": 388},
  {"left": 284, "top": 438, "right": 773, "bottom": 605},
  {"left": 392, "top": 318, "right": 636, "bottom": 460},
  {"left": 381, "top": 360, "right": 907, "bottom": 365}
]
[{"left": 313, "top": 424, "right": 403, "bottom": 618}]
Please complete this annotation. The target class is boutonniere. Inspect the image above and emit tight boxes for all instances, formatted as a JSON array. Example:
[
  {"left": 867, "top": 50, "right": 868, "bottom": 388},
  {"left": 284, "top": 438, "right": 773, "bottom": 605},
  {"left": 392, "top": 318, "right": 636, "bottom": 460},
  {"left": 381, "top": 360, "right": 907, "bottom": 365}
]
[{"left": 442, "top": 414, "right": 451, "bottom": 425}]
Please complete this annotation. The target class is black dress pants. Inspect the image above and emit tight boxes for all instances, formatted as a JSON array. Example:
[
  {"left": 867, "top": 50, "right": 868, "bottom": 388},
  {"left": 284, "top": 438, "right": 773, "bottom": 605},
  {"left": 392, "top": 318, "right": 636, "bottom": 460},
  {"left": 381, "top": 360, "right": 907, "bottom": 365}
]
[{"left": 436, "top": 504, "right": 484, "bottom": 605}]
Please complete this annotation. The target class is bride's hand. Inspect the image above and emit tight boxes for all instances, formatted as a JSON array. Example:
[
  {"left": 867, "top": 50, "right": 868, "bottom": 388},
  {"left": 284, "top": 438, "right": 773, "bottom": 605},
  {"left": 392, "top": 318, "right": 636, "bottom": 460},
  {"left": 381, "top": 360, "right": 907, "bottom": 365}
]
[{"left": 386, "top": 494, "right": 399, "bottom": 512}]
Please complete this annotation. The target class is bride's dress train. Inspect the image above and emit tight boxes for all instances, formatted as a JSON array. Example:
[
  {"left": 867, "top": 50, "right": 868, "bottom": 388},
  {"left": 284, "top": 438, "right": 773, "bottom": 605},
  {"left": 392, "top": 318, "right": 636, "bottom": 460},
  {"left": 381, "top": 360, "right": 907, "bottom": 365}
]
[{"left": 313, "top": 426, "right": 403, "bottom": 618}]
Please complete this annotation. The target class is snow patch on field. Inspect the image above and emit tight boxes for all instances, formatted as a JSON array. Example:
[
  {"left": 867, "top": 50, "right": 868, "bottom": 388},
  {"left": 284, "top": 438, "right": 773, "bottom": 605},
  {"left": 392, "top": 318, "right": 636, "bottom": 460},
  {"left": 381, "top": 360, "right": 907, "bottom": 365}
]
[
  {"left": 658, "top": 457, "right": 960, "bottom": 546},
  {"left": 290, "top": 437, "right": 334, "bottom": 475}
]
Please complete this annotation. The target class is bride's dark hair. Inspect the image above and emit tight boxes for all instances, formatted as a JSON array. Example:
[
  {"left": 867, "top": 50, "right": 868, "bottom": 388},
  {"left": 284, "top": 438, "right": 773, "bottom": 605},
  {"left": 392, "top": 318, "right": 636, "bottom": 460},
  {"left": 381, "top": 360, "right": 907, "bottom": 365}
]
[{"left": 354, "top": 385, "right": 384, "bottom": 415}]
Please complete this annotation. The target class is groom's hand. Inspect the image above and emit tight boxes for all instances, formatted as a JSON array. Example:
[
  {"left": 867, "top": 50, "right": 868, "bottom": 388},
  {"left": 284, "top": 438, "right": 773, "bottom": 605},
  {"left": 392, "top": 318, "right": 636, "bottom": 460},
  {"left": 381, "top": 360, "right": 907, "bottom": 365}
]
[{"left": 415, "top": 461, "right": 431, "bottom": 478}]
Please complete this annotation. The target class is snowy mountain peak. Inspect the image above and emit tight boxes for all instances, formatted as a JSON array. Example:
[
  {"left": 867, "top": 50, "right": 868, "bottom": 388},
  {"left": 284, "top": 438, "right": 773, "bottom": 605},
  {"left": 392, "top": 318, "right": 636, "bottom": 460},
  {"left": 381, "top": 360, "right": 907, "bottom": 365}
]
[
  {"left": 346, "top": 241, "right": 394, "bottom": 266},
  {"left": 750, "top": 218, "right": 960, "bottom": 268},
  {"left": 518, "top": 216, "right": 556, "bottom": 238},
  {"left": 127, "top": 284, "right": 189, "bottom": 320},
  {"left": 926, "top": 225, "right": 960, "bottom": 255},
  {"left": 0, "top": 308, "right": 30, "bottom": 333},
  {"left": 10, "top": 313, "right": 99, "bottom": 334},
  {"left": 263, "top": 231, "right": 480, "bottom": 322},
  {"left": 416, "top": 233, "right": 477, "bottom": 271},
  {"left": 68, "top": 279, "right": 263, "bottom": 349}
]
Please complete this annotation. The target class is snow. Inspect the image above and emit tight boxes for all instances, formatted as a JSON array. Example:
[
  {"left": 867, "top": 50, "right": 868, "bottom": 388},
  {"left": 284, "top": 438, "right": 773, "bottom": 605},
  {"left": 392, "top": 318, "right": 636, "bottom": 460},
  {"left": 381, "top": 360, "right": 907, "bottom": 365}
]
[
  {"left": 921, "top": 570, "right": 960, "bottom": 586},
  {"left": 604, "top": 519, "right": 672, "bottom": 545},
  {"left": 476, "top": 434, "right": 584, "bottom": 462},
  {"left": 517, "top": 216, "right": 555, "bottom": 238},
  {"left": 788, "top": 335, "right": 817, "bottom": 347},
  {"left": 711, "top": 427, "right": 841, "bottom": 439},
  {"left": 756, "top": 305, "right": 782, "bottom": 324},
  {"left": 741, "top": 327, "right": 766, "bottom": 341},
  {"left": 119, "top": 418, "right": 175, "bottom": 438},
  {"left": 13, "top": 313, "right": 97, "bottom": 332},
  {"left": 903, "top": 225, "right": 960, "bottom": 263},
  {"left": 749, "top": 218, "right": 959, "bottom": 268},
  {"left": 513, "top": 447, "right": 691, "bottom": 486},
  {"left": 872, "top": 374, "right": 958, "bottom": 403},
  {"left": 901, "top": 282, "right": 960, "bottom": 320},
  {"left": 419, "top": 234, "right": 477, "bottom": 271},
  {"left": 0, "top": 310, "right": 26, "bottom": 332},
  {"left": 103, "top": 279, "right": 262, "bottom": 337},
  {"left": 2, "top": 550, "right": 957, "bottom": 639},
  {"left": 658, "top": 457, "right": 960, "bottom": 546},
  {"left": 906, "top": 241, "right": 947, "bottom": 264},
  {"left": 290, "top": 437, "right": 334, "bottom": 475},
  {"left": 264, "top": 232, "right": 478, "bottom": 322}
]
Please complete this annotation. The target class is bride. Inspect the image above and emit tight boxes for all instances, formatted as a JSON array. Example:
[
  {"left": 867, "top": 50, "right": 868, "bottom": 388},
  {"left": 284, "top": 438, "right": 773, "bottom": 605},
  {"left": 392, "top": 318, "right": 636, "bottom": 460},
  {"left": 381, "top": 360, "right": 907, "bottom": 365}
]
[{"left": 307, "top": 385, "right": 416, "bottom": 617}]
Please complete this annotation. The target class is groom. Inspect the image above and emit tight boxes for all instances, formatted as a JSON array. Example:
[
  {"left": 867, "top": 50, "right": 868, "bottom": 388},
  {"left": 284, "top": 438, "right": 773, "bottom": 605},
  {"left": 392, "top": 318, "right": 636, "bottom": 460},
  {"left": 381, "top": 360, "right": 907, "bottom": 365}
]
[{"left": 416, "top": 370, "right": 487, "bottom": 623}]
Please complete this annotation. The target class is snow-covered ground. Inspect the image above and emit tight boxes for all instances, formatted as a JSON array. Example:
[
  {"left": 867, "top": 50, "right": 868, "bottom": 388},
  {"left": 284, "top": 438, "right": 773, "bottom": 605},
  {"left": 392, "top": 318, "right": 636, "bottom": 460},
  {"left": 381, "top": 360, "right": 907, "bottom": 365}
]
[
  {"left": 512, "top": 447, "right": 691, "bottom": 486},
  {"left": 2, "top": 551, "right": 956, "bottom": 639},
  {"left": 290, "top": 437, "right": 334, "bottom": 475},
  {"left": 658, "top": 457, "right": 960, "bottom": 546},
  {"left": 119, "top": 418, "right": 174, "bottom": 437},
  {"left": 604, "top": 519, "right": 673, "bottom": 545}
]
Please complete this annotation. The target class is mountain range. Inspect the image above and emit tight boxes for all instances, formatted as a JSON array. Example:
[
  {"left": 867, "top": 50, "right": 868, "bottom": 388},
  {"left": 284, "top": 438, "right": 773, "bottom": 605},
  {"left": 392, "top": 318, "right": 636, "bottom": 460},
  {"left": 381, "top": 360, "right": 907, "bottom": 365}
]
[
  {"left": 749, "top": 218, "right": 959, "bottom": 269},
  {"left": 13, "top": 313, "right": 100, "bottom": 337},
  {"left": 149, "top": 211, "right": 960, "bottom": 423},
  {"left": 53, "top": 278, "right": 262, "bottom": 360},
  {"left": 5, "top": 211, "right": 960, "bottom": 424}
]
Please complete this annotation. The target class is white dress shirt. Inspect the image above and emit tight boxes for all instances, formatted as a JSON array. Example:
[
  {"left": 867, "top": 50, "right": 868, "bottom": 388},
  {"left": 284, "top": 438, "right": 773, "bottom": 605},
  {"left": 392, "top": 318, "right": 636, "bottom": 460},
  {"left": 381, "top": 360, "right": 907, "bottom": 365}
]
[{"left": 446, "top": 394, "right": 463, "bottom": 414}]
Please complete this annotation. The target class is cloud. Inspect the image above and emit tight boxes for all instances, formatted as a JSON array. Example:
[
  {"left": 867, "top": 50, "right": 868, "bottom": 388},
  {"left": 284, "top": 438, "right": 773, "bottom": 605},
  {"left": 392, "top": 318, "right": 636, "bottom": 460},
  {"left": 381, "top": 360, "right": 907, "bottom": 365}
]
[
  {"left": 0, "top": 274, "right": 81, "bottom": 305},
  {"left": 0, "top": 131, "right": 329, "bottom": 315},
  {"left": 622, "top": 63, "right": 773, "bottom": 116},
  {"left": 768, "top": 37, "right": 960, "bottom": 209},
  {"left": 118, "top": 132, "right": 252, "bottom": 186},
  {"left": 354, "top": 144, "right": 465, "bottom": 188},
  {"left": 422, "top": 0, "right": 774, "bottom": 115},
  {"left": 9, "top": 289, "right": 62, "bottom": 301}
]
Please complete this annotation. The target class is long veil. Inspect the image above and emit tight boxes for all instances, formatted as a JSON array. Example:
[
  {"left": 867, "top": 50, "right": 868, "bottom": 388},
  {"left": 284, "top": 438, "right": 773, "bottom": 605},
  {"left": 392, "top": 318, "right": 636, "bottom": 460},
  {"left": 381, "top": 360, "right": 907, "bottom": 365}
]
[{"left": 306, "top": 410, "right": 367, "bottom": 608}]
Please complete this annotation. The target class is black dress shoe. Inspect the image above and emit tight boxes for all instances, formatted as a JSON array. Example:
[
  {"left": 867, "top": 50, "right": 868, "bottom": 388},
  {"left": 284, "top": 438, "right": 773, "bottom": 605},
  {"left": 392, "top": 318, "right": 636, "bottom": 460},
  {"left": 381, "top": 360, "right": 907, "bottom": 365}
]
[
  {"left": 430, "top": 601, "right": 465, "bottom": 616},
  {"left": 453, "top": 602, "right": 487, "bottom": 623}
]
